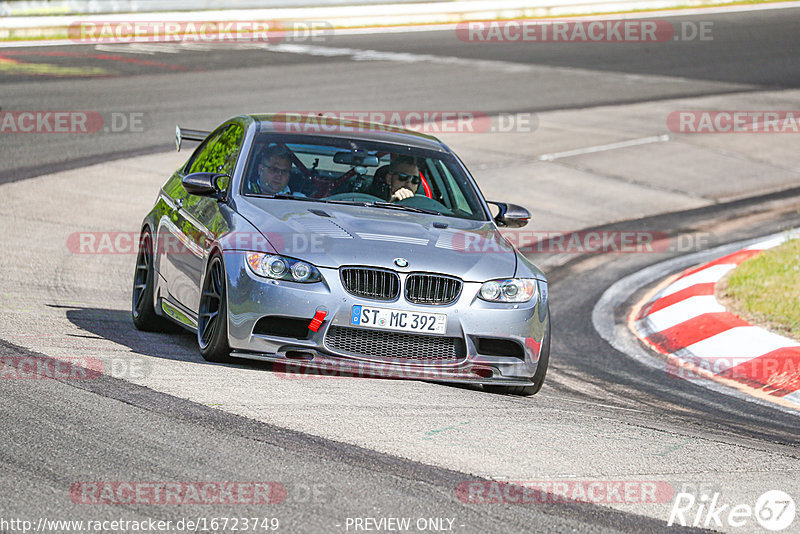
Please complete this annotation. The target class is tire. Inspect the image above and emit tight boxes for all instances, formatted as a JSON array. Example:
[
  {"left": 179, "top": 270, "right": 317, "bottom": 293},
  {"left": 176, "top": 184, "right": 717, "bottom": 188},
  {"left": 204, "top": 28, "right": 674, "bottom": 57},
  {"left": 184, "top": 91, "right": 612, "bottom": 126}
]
[
  {"left": 197, "top": 254, "right": 233, "bottom": 363},
  {"left": 484, "top": 311, "right": 551, "bottom": 397},
  {"left": 132, "top": 230, "right": 176, "bottom": 332}
]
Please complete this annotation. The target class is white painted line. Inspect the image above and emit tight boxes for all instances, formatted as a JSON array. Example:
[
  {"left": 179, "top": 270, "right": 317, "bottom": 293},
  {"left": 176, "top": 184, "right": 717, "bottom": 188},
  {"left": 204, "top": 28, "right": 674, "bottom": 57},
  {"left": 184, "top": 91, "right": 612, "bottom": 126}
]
[
  {"left": 537, "top": 134, "right": 669, "bottom": 161},
  {"left": 95, "top": 43, "right": 182, "bottom": 55},
  {"left": 644, "top": 295, "right": 726, "bottom": 333},
  {"left": 659, "top": 263, "right": 736, "bottom": 297},
  {"left": 586, "top": 1, "right": 800, "bottom": 18},
  {"left": 683, "top": 327, "right": 800, "bottom": 373},
  {"left": 263, "top": 43, "right": 537, "bottom": 74},
  {"left": 744, "top": 230, "right": 800, "bottom": 250},
  {"left": 744, "top": 236, "right": 787, "bottom": 251},
  {"left": 782, "top": 389, "right": 800, "bottom": 406}
]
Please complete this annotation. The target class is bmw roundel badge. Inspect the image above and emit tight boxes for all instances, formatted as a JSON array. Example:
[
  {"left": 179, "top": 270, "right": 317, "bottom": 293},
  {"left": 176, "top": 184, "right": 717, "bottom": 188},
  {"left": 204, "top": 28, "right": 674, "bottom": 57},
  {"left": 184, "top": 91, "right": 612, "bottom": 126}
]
[{"left": 394, "top": 258, "right": 409, "bottom": 268}]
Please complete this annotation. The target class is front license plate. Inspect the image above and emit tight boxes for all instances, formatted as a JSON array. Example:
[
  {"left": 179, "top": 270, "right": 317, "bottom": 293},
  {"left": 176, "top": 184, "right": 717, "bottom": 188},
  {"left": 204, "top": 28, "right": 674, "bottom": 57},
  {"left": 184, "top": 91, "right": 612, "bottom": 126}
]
[{"left": 350, "top": 305, "right": 447, "bottom": 335}]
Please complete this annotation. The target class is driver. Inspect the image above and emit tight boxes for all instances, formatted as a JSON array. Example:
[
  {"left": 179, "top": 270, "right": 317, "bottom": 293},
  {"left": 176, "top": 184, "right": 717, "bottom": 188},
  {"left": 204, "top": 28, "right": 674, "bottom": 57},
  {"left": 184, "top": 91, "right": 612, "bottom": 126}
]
[
  {"left": 253, "top": 145, "right": 305, "bottom": 196},
  {"left": 382, "top": 156, "right": 421, "bottom": 201}
]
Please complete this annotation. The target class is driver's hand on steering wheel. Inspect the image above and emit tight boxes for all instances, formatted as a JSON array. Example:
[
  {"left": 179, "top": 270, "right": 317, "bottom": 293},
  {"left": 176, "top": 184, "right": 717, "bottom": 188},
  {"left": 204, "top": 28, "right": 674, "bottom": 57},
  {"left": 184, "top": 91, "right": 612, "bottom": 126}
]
[{"left": 390, "top": 187, "right": 415, "bottom": 201}]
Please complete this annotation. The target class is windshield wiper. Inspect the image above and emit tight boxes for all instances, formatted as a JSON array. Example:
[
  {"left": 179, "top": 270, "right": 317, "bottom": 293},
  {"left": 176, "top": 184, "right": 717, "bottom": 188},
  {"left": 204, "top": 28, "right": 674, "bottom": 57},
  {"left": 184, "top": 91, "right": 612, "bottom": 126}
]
[
  {"left": 324, "top": 200, "right": 379, "bottom": 208},
  {"left": 368, "top": 201, "right": 442, "bottom": 216}
]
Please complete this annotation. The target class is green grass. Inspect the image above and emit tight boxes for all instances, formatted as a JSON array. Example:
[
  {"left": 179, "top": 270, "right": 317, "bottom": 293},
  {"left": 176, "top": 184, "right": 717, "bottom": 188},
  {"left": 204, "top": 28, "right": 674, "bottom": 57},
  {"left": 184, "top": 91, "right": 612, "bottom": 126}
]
[{"left": 720, "top": 236, "right": 800, "bottom": 341}]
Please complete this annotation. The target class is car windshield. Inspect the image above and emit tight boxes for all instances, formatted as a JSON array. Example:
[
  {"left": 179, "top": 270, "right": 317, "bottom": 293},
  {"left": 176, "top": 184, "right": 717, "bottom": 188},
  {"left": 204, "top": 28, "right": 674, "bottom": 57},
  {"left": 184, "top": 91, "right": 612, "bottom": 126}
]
[{"left": 240, "top": 133, "right": 488, "bottom": 221}]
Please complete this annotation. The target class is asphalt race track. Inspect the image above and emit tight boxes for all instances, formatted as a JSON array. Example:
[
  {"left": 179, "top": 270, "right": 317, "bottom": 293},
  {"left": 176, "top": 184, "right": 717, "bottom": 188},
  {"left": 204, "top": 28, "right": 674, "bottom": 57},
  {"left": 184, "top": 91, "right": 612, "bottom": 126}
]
[{"left": 1, "top": 6, "right": 799, "bottom": 533}]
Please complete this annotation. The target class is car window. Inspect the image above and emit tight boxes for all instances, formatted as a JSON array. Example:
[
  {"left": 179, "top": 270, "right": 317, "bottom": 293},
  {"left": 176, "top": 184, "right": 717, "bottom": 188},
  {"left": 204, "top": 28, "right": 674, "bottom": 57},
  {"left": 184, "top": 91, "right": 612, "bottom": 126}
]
[
  {"left": 185, "top": 124, "right": 245, "bottom": 187},
  {"left": 184, "top": 130, "right": 221, "bottom": 174},
  {"left": 433, "top": 159, "right": 472, "bottom": 212},
  {"left": 243, "top": 134, "right": 488, "bottom": 221}
]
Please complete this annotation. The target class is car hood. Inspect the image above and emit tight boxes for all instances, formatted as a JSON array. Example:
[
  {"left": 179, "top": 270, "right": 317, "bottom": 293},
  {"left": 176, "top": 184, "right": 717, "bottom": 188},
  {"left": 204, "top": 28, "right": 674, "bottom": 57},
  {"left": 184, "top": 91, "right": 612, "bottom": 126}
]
[{"left": 232, "top": 198, "right": 518, "bottom": 282}]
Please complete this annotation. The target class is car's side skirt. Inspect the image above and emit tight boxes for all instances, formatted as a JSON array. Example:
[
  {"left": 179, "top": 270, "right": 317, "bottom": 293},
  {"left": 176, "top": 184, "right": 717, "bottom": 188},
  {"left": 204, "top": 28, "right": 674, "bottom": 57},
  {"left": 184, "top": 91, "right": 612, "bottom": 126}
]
[{"left": 160, "top": 296, "right": 198, "bottom": 333}]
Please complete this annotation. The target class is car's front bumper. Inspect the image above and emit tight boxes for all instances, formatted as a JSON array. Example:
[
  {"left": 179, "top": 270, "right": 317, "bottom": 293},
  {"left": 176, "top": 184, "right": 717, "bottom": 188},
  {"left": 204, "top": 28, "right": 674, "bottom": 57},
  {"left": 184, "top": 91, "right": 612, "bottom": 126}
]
[{"left": 223, "top": 251, "right": 548, "bottom": 385}]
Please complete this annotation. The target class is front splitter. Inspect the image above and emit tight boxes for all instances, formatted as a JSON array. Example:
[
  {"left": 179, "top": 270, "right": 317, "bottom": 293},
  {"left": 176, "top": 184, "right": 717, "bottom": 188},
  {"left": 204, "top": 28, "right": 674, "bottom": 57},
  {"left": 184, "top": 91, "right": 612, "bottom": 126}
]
[{"left": 230, "top": 350, "right": 534, "bottom": 386}]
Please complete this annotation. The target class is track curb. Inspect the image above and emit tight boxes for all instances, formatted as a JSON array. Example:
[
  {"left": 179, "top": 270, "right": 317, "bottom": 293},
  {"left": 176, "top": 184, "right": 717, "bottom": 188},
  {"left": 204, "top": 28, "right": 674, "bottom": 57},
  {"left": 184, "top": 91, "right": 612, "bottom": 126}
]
[{"left": 631, "top": 232, "right": 800, "bottom": 410}]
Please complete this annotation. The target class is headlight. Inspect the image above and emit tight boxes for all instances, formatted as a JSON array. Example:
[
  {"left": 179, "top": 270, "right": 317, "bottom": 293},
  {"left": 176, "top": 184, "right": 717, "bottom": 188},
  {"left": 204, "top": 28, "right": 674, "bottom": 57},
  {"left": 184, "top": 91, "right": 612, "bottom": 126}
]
[
  {"left": 246, "top": 253, "right": 321, "bottom": 283},
  {"left": 478, "top": 278, "right": 538, "bottom": 303}
]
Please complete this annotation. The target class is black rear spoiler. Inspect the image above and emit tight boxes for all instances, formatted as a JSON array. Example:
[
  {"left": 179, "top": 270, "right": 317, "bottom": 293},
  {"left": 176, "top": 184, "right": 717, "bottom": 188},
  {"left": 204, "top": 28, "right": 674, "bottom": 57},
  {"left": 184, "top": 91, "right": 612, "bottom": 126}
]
[{"left": 175, "top": 125, "right": 210, "bottom": 151}]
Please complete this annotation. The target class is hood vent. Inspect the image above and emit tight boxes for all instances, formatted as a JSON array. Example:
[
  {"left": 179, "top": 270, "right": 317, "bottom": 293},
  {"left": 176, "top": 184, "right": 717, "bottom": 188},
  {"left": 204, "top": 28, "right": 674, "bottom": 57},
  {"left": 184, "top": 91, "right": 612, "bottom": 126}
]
[{"left": 300, "top": 219, "right": 353, "bottom": 239}]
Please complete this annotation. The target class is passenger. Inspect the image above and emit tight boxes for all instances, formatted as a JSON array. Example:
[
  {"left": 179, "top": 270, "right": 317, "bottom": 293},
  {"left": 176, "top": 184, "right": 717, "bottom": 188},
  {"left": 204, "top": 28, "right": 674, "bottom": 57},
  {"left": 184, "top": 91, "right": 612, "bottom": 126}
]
[
  {"left": 366, "top": 164, "right": 391, "bottom": 199},
  {"left": 253, "top": 145, "right": 305, "bottom": 196},
  {"left": 382, "top": 156, "right": 421, "bottom": 201}
]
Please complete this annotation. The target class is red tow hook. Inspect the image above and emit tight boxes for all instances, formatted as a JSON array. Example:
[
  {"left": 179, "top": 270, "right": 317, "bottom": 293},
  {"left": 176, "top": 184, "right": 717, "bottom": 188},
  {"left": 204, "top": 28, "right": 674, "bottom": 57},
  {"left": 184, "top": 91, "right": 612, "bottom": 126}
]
[{"left": 308, "top": 310, "right": 327, "bottom": 332}]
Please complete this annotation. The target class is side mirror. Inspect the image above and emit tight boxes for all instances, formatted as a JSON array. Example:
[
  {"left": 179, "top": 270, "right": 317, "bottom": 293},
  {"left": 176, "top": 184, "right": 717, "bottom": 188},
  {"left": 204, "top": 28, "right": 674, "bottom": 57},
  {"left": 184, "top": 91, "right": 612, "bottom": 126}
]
[
  {"left": 488, "top": 201, "right": 530, "bottom": 228},
  {"left": 182, "top": 172, "right": 227, "bottom": 199}
]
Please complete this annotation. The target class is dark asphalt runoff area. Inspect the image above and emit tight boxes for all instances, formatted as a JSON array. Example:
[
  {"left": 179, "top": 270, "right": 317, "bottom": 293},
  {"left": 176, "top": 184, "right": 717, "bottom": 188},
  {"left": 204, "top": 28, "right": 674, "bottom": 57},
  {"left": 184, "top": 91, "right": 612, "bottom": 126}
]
[{"left": 1, "top": 6, "right": 799, "bottom": 533}]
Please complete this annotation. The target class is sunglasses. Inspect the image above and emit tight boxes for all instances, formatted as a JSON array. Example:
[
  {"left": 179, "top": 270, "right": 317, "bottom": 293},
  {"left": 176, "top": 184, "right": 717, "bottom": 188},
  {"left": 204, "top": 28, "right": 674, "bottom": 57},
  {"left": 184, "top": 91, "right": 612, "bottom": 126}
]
[{"left": 394, "top": 172, "right": 421, "bottom": 185}]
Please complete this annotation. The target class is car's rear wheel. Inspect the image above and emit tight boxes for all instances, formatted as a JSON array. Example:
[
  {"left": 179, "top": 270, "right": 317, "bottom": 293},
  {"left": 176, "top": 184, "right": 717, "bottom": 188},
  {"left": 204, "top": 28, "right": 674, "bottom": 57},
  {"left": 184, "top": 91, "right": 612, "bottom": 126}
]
[
  {"left": 132, "top": 230, "right": 175, "bottom": 332},
  {"left": 197, "top": 254, "right": 233, "bottom": 363},
  {"left": 484, "top": 312, "right": 550, "bottom": 397}
]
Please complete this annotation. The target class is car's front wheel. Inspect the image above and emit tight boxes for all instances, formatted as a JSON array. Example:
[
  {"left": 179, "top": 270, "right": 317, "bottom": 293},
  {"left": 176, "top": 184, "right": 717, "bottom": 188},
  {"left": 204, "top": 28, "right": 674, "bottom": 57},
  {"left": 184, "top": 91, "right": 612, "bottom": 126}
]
[
  {"left": 484, "top": 313, "right": 550, "bottom": 397},
  {"left": 197, "top": 253, "right": 233, "bottom": 363}
]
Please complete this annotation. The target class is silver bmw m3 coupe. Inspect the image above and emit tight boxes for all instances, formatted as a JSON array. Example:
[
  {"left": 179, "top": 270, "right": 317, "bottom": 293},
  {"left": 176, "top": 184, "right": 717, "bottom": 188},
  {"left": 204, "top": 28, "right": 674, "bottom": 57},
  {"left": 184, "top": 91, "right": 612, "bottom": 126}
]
[{"left": 132, "top": 114, "right": 550, "bottom": 395}]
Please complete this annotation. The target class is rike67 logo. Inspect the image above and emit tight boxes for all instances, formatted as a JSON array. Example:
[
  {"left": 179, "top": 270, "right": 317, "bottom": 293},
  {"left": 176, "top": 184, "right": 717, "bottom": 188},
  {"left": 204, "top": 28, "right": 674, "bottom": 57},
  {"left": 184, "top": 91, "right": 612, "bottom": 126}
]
[{"left": 668, "top": 490, "right": 796, "bottom": 531}]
